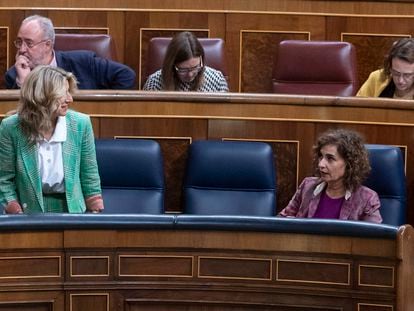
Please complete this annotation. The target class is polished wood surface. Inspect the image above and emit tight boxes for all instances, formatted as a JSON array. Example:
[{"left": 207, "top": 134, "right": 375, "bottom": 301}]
[
  {"left": 1, "top": 1, "right": 414, "bottom": 92},
  {"left": 0, "top": 221, "right": 412, "bottom": 311},
  {"left": 1, "top": 90, "right": 414, "bottom": 225},
  {"left": 3, "top": 0, "right": 414, "bottom": 13}
]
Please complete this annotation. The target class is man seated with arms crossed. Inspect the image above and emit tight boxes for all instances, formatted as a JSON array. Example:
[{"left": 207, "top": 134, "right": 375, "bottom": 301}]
[{"left": 5, "top": 15, "right": 136, "bottom": 90}]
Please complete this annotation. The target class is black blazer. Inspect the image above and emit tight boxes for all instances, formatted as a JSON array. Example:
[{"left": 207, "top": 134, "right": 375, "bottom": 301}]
[{"left": 4, "top": 50, "right": 136, "bottom": 89}]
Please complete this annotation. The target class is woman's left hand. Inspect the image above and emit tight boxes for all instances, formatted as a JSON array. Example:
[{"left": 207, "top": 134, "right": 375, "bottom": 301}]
[{"left": 85, "top": 195, "right": 104, "bottom": 213}]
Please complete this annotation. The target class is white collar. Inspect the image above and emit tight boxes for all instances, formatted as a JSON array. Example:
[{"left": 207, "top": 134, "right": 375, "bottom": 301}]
[
  {"left": 313, "top": 181, "right": 352, "bottom": 200},
  {"left": 49, "top": 116, "right": 67, "bottom": 142},
  {"left": 49, "top": 50, "right": 57, "bottom": 67}
]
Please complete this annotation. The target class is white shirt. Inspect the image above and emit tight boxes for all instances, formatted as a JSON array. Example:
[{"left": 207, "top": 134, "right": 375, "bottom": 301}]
[
  {"left": 37, "top": 116, "right": 67, "bottom": 194},
  {"left": 50, "top": 51, "right": 57, "bottom": 67}
]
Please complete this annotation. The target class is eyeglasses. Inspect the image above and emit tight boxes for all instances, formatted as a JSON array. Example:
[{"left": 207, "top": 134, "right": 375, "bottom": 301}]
[
  {"left": 390, "top": 68, "right": 414, "bottom": 81},
  {"left": 174, "top": 60, "right": 203, "bottom": 75},
  {"left": 14, "top": 39, "right": 49, "bottom": 49}
]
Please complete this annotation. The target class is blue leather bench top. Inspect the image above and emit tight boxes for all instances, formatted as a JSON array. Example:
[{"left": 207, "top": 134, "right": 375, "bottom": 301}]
[{"left": 0, "top": 214, "right": 398, "bottom": 239}]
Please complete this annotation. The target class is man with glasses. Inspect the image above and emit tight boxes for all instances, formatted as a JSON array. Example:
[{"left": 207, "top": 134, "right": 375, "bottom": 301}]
[
  {"left": 5, "top": 15, "right": 136, "bottom": 89},
  {"left": 357, "top": 38, "right": 414, "bottom": 99}
]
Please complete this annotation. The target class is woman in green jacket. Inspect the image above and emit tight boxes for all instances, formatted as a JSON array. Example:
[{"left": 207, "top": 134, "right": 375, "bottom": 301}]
[{"left": 0, "top": 65, "right": 104, "bottom": 214}]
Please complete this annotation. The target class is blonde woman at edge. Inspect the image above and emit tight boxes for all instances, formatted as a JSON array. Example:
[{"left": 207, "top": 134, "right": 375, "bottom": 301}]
[{"left": 0, "top": 65, "right": 104, "bottom": 214}]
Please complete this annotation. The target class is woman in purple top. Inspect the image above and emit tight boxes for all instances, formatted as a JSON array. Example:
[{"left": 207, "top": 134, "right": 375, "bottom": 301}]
[{"left": 279, "top": 129, "right": 382, "bottom": 223}]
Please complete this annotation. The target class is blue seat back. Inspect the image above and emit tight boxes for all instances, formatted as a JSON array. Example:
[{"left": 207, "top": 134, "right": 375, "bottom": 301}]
[
  {"left": 184, "top": 140, "right": 276, "bottom": 216},
  {"left": 95, "top": 139, "right": 165, "bottom": 214},
  {"left": 364, "top": 144, "right": 406, "bottom": 226}
]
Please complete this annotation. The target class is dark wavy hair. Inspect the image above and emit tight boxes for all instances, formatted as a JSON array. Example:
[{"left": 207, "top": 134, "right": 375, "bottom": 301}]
[
  {"left": 312, "top": 129, "right": 371, "bottom": 191},
  {"left": 161, "top": 31, "right": 205, "bottom": 91},
  {"left": 383, "top": 38, "right": 414, "bottom": 77}
]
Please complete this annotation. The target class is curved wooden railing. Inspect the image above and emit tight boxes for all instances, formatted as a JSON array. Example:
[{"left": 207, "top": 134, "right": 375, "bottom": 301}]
[
  {"left": 2, "top": 91, "right": 414, "bottom": 225},
  {"left": 0, "top": 214, "right": 412, "bottom": 311}
]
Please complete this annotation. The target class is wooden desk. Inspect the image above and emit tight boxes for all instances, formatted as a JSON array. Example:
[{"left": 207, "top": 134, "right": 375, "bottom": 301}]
[
  {"left": 0, "top": 214, "right": 412, "bottom": 311},
  {"left": 1, "top": 91, "right": 414, "bottom": 225}
]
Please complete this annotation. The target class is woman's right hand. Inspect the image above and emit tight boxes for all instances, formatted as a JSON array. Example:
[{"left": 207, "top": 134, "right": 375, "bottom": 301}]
[{"left": 4, "top": 201, "right": 23, "bottom": 214}]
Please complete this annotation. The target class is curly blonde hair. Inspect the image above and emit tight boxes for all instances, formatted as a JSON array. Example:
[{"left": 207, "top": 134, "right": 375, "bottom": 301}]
[
  {"left": 17, "top": 65, "right": 77, "bottom": 143},
  {"left": 312, "top": 128, "right": 371, "bottom": 191}
]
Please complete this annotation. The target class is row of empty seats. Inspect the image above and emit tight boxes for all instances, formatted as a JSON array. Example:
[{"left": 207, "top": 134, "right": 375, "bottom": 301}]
[
  {"left": 54, "top": 34, "right": 358, "bottom": 95},
  {"left": 95, "top": 139, "right": 407, "bottom": 226}
]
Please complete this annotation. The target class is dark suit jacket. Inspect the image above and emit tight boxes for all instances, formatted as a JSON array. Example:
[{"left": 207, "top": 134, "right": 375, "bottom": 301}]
[{"left": 4, "top": 50, "right": 136, "bottom": 89}]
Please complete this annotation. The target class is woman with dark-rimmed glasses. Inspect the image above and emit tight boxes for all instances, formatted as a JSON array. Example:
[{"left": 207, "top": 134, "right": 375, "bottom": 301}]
[
  {"left": 143, "top": 31, "right": 228, "bottom": 92},
  {"left": 357, "top": 38, "right": 414, "bottom": 99}
]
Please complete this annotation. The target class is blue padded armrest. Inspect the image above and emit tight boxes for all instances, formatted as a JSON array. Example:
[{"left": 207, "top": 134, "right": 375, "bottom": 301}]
[
  {"left": 175, "top": 215, "right": 398, "bottom": 239},
  {"left": 0, "top": 214, "right": 398, "bottom": 239},
  {"left": 0, "top": 214, "right": 175, "bottom": 231}
]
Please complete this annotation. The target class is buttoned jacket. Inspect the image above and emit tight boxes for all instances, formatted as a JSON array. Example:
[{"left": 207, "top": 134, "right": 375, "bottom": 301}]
[
  {"left": 278, "top": 177, "right": 382, "bottom": 223},
  {"left": 5, "top": 50, "right": 136, "bottom": 90},
  {"left": 0, "top": 110, "right": 101, "bottom": 213}
]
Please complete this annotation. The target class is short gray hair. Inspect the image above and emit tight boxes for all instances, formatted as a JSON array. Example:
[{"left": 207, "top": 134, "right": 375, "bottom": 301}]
[{"left": 22, "top": 15, "right": 55, "bottom": 45}]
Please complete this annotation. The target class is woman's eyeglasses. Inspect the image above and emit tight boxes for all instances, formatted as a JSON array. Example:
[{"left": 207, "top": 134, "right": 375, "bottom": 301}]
[
  {"left": 175, "top": 59, "right": 203, "bottom": 75},
  {"left": 390, "top": 68, "right": 414, "bottom": 81}
]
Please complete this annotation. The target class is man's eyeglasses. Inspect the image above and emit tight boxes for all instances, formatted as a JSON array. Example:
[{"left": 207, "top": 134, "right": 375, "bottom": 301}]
[
  {"left": 390, "top": 68, "right": 414, "bottom": 81},
  {"left": 14, "top": 39, "right": 49, "bottom": 49},
  {"left": 175, "top": 60, "right": 203, "bottom": 75}
]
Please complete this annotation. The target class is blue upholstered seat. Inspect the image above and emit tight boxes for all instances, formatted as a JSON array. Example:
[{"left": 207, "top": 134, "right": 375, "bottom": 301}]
[
  {"left": 183, "top": 140, "right": 276, "bottom": 216},
  {"left": 364, "top": 144, "right": 407, "bottom": 226},
  {"left": 95, "top": 139, "right": 165, "bottom": 214}
]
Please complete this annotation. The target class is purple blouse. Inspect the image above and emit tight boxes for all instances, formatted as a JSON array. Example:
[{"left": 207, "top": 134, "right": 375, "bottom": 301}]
[{"left": 313, "top": 191, "right": 344, "bottom": 219}]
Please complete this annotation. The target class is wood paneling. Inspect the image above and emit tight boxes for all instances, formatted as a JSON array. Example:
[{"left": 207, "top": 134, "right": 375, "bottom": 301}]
[
  {"left": 3, "top": 0, "right": 414, "bottom": 15},
  {"left": 240, "top": 31, "right": 309, "bottom": 93},
  {"left": 2, "top": 90, "right": 414, "bottom": 223},
  {"left": 1, "top": 5, "right": 414, "bottom": 91},
  {"left": 69, "top": 293, "right": 109, "bottom": 311},
  {"left": 343, "top": 33, "right": 410, "bottom": 88},
  {"left": 0, "top": 223, "right": 411, "bottom": 310},
  {"left": 0, "top": 28, "right": 8, "bottom": 90}
]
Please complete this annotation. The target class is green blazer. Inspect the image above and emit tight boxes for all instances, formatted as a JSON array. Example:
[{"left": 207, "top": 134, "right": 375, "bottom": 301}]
[{"left": 0, "top": 110, "right": 102, "bottom": 213}]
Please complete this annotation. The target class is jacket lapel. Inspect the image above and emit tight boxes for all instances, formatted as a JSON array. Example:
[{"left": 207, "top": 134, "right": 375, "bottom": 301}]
[
  {"left": 20, "top": 138, "right": 43, "bottom": 209},
  {"left": 307, "top": 196, "right": 320, "bottom": 218},
  {"left": 62, "top": 114, "right": 75, "bottom": 201},
  {"left": 339, "top": 198, "right": 353, "bottom": 220}
]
